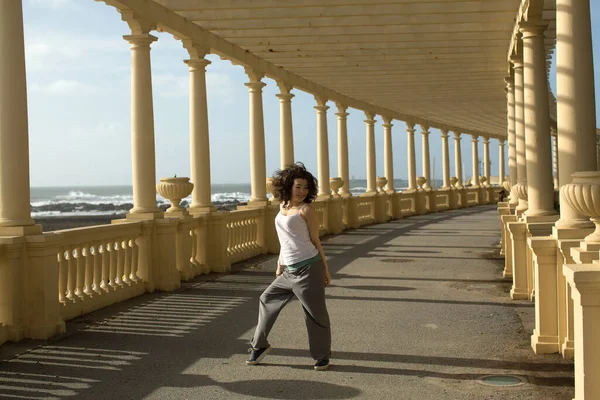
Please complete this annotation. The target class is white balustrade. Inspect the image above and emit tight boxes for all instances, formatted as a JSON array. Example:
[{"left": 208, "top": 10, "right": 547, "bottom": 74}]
[
  {"left": 52, "top": 222, "right": 144, "bottom": 320},
  {"left": 312, "top": 201, "right": 328, "bottom": 236},
  {"left": 356, "top": 198, "right": 376, "bottom": 226},
  {"left": 226, "top": 209, "right": 263, "bottom": 264}
]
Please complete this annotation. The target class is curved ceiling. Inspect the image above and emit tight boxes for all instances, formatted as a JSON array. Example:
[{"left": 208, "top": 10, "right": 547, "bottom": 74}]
[{"left": 104, "top": 0, "right": 559, "bottom": 138}]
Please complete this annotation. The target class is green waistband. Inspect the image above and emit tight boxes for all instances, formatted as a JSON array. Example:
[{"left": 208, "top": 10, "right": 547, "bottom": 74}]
[{"left": 284, "top": 254, "right": 320, "bottom": 271}]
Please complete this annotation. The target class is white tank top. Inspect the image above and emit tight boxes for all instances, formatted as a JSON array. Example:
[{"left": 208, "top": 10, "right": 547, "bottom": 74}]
[{"left": 275, "top": 204, "right": 318, "bottom": 266}]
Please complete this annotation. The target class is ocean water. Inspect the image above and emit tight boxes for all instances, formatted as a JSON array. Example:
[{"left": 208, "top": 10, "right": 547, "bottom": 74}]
[{"left": 29, "top": 179, "right": 427, "bottom": 217}]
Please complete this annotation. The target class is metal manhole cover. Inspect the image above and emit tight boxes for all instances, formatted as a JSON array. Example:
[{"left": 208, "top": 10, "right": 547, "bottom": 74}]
[
  {"left": 476, "top": 375, "right": 526, "bottom": 387},
  {"left": 380, "top": 258, "right": 414, "bottom": 263}
]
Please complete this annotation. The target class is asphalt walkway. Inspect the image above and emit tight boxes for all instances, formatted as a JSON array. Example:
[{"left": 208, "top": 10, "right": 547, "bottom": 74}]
[{"left": 0, "top": 205, "right": 574, "bottom": 399}]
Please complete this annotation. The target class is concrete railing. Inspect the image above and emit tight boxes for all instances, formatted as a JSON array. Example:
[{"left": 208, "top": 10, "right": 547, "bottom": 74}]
[
  {"left": 53, "top": 222, "right": 146, "bottom": 321},
  {"left": 0, "top": 186, "right": 495, "bottom": 344},
  {"left": 226, "top": 208, "right": 265, "bottom": 265},
  {"left": 498, "top": 172, "right": 600, "bottom": 399}
]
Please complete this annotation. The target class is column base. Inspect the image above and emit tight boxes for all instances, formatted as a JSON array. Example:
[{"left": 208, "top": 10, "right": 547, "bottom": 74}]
[
  {"left": 163, "top": 210, "right": 192, "bottom": 218},
  {"left": 531, "top": 330, "right": 560, "bottom": 354},
  {"left": 189, "top": 205, "right": 217, "bottom": 215},
  {"left": 510, "top": 288, "right": 529, "bottom": 300},
  {"left": 244, "top": 199, "right": 269, "bottom": 208},
  {"left": 561, "top": 340, "right": 575, "bottom": 360},
  {"left": 126, "top": 211, "right": 163, "bottom": 220},
  {"left": 360, "top": 191, "right": 378, "bottom": 198},
  {"left": 0, "top": 224, "right": 42, "bottom": 236}
]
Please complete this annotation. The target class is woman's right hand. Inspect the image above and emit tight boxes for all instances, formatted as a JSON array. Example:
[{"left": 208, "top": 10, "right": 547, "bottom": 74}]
[{"left": 276, "top": 265, "right": 283, "bottom": 276}]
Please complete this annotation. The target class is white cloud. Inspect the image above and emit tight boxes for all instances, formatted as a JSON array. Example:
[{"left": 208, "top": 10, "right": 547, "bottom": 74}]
[
  {"left": 29, "top": 0, "right": 72, "bottom": 9},
  {"left": 30, "top": 79, "right": 108, "bottom": 95},
  {"left": 24, "top": 32, "right": 126, "bottom": 72},
  {"left": 153, "top": 73, "right": 188, "bottom": 97},
  {"left": 152, "top": 72, "right": 237, "bottom": 102}
]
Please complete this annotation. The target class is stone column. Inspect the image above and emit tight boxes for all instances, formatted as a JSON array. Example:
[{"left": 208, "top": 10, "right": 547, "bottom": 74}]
[
  {"left": 244, "top": 69, "right": 268, "bottom": 205},
  {"left": 421, "top": 125, "right": 431, "bottom": 190},
  {"left": 471, "top": 135, "right": 480, "bottom": 188},
  {"left": 552, "top": 132, "right": 559, "bottom": 190},
  {"left": 365, "top": 112, "right": 377, "bottom": 194},
  {"left": 499, "top": 139, "right": 506, "bottom": 183},
  {"left": 506, "top": 77, "right": 517, "bottom": 187},
  {"left": 597, "top": 136, "right": 600, "bottom": 172},
  {"left": 521, "top": 22, "right": 556, "bottom": 217},
  {"left": 483, "top": 136, "right": 491, "bottom": 186},
  {"left": 453, "top": 132, "right": 464, "bottom": 188},
  {"left": 315, "top": 96, "right": 331, "bottom": 199},
  {"left": 124, "top": 33, "right": 162, "bottom": 218},
  {"left": 276, "top": 82, "right": 295, "bottom": 169},
  {"left": 441, "top": 129, "right": 451, "bottom": 189},
  {"left": 336, "top": 103, "right": 351, "bottom": 197},
  {"left": 0, "top": 0, "right": 39, "bottom": 233},
  {"left": 555, "top": 0, "right": 597, "bottom": 228},
  {"left": 407, "top": 122, "right": 417, "bottom": 191},
  {"left": 184, "top": 50, "right": 214, "bottom": 213},
  {"left": 564, "top": 264, "right": 600, "bottom": 400},
  {"left": 382, "top": 117, "right": 395, "bottom": 193},
  {"left": 512, "top": 54, "right": 528, "bottom": 214}
]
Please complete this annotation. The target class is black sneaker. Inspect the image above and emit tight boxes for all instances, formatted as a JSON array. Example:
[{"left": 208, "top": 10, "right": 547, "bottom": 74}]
[
  {"left": 246, "top": 346, "right": 271, "bottom": 365},
  {"left": 314, "top": 358, "right": 330, "bottom": 371}
]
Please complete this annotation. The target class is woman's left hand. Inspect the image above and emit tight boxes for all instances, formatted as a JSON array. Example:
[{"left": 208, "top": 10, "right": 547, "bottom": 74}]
[{"left": 324, "top": 269, "right": 331, "bottom": 287}]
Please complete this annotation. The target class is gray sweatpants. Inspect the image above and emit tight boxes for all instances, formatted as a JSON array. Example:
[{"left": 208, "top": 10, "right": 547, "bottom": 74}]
[{"left": 251, "top": 259, "right": 331, "bottom": 361}]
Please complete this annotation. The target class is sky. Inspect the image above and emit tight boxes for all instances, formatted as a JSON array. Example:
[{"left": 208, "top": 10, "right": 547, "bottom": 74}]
[{"left": 21, "top": 0, "right": 600, "bottom": 187}]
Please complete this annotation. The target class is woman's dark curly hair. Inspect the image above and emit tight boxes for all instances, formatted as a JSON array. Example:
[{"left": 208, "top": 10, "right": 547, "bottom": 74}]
[{"left": 272, "top": 162, "right": 319, "bottom": 208}]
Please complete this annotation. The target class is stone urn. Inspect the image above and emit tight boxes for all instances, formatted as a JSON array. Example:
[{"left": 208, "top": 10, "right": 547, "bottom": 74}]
[
  {"left": 156, "top": 176, "right": 194, "bottom": 213},
  {"left": 330, "top": 177, "right": 344, "bottom": 197},
  {"left": 376, "top": 176, "right": 387, "bottom": 193},
  {"left": 480, "top": 176, "right": 488, "bottom": 186},
  {"left": 561, "top": 171, "right": 600, "bottom": 243},
  {"left": 450, "top": 177, "right": 458, "bottom": 189},
  {"left": 416, "top": 176, "right": 427, "bottom": 190},
  {"left": 514, "top": 183, "right": 528, "bottom": 201}
]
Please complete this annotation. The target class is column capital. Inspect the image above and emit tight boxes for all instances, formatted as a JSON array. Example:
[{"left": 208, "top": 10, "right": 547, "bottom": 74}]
[
  {"left": 382, "top": 116, "right": 393, "bottom": 125},
  {"left": 504, "top": 76, "right": 514, "bottom": 89},
  {"left": 184, "top": 58, "right": 211, "bottom": 71},
  {"left": 364, "top": 111, "right": 376, "bottom": 121},
  {"left": 245, "top": 81, "right": 266, "bottom": 91},
  {"left": 335, "top": 102, "right": 348, "bottom": 114},
  {"left": 420, "top": 124, "right": 430, "bottom": 135},
  {"left": 406, "top": 122, "right": 416, "bottom": 134},
  {"left": 382, "top": 123, "right": 393, "bottom": 129},
  {"left": 314, "top": 95, "right": 328, "bottom": 107},
  {"left": 244, "top": 67, "right": 264, "bottom": 83},
  {"left": 471, "top": 134, "right": 479, "bottom": 142},
  {"left": 453, "top": 131, "right": 462, "bottom": 140},
  {"left": 440, "top": 129, "right": 450, "bottom": 138},
  {"left": 276, "top": 93, "right": 294, "bottom": 101},
  {"left": 276, "top": 81, "right": 293, "bottom": 94},
  {"left": 123, "top": 34, "right": 158, "bottom": 48},
  {"left": 482, "top": 136, "right": 490, "bottom": 144},
  {"left": 121, "top": 10, "right": 156, "bottom": 35},
  {"left": 314, "top": 105, "right": 329, "bottom": 112},
  {"left": 519, "top": 21, "right": 548, "bottom": 38},
  {"left": 181, "top": 39, "right": 209, "bottom": 59},
  {"left": 336, "top": 112, "right": 349, "bottom": 119},
  {"left": 498, "top": 138, "right": 506, "bottom": 145},
  {"left": 510, "top": 54, "right": 524, "bottom": 69}
]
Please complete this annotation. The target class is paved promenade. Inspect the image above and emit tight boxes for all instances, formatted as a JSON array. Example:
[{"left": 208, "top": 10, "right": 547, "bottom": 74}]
[{"left": 0, "top": 205, "right": 574, "bottom": 399}]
